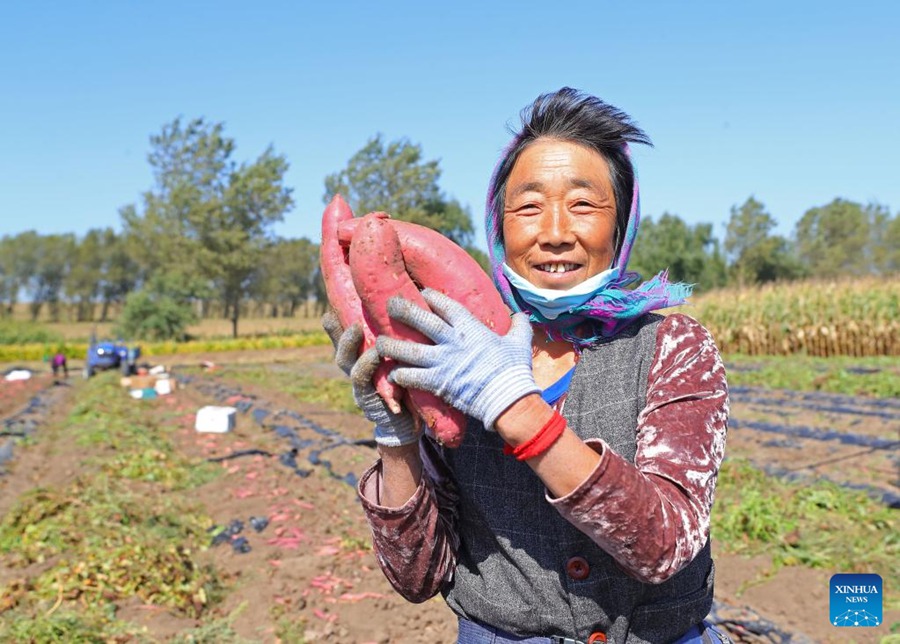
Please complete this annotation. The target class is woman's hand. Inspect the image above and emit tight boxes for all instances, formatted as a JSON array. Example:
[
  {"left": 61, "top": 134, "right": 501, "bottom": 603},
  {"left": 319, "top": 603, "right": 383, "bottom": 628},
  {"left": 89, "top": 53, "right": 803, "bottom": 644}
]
[
  {"left": 322, "top": 310, "right": 419, "bottom": 447},
  {"left": 375, "top": 289, "right": 540, "bottom": 430}
]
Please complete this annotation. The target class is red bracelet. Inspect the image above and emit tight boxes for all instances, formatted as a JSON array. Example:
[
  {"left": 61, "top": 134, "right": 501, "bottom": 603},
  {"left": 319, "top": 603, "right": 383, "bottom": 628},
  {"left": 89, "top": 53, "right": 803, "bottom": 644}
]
[{"left": 503, "top": 410, "right": 566, "bottom": 461}]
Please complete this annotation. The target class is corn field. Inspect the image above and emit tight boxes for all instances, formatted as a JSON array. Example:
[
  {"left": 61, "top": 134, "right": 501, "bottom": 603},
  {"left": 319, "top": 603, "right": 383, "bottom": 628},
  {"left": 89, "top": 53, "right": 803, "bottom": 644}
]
[{"left": 682, "top": 276, "right": 900, "bottom": 356}]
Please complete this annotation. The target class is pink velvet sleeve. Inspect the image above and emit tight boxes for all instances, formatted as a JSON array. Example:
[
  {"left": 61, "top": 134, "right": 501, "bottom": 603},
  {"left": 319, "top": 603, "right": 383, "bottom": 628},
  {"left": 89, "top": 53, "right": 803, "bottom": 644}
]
[
  {"left": 549, "top": 314, "right": 729, "bottom": 583},
  {"left": 356, "top": 438, "right": 458, "bottom": 602}
]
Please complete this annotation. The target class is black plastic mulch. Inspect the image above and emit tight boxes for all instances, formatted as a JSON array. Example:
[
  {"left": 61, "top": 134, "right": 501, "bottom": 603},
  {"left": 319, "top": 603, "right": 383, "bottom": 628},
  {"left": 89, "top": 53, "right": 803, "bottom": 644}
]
[
  {"left": 178, "top": 374, "right": 368, "bottom": 488},
  {"left": 0, "top": 381, "right": 70, "bottom": 474}
]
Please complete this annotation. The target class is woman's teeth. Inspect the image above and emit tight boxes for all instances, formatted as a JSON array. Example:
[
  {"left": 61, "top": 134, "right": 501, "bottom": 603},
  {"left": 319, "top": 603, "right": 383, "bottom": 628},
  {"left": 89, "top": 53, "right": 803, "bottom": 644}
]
[{"left": 537, "top": 263, "right": 578, "bottom": 273}]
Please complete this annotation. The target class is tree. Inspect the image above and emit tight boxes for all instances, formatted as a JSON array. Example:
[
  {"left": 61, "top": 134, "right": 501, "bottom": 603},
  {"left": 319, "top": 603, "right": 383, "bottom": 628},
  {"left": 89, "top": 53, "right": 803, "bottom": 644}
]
[
  {"left": 0, "top": 232, "right": 40, "bottom": 316},
  {"left": 25, "top": 233, "right": 75, "bottom": 322},
  {"left": 880, "top": 211, "right": 900, "bottom": 273},
  {"left": 794, "top": 198, "right": 871, "bottom": 277},
  {"left": 65, "top": 229, "right": 105, "bottom": 321},
  {"left": 324, "top": 134, "right": 475, "bottom": 247},
  {"left": 724, "top": 197, "right": 803, "bottom": 284},
  {"left": 865, "top": 203, "right": 899, "bottom": 275},
  {"left": 253, "top": 238, "right": 319, "bottom": 317},
  {"left": 115, "top": 273, "right": 198, "bottom": 341},
  {"left": 629, "top": 213, "right": 727, "bottom": 292},
  {"left": 97, "top": 228, "right": 139, "bottom": 322},
  {"left": 0, "top": 240, "right": 8, "bottom": 317},
  {"left": 0, "top": 236, "right": 19, "bottom": 316},
  {"left": 122, "top": 117, "right": 293, "bottom": 337}
]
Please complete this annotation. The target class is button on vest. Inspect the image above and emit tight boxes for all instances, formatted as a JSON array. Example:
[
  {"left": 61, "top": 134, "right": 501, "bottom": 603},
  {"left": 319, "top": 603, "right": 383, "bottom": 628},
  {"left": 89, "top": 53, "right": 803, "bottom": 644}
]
[{"left": 566, "top": 556, "right": 590, "bottom": 580}]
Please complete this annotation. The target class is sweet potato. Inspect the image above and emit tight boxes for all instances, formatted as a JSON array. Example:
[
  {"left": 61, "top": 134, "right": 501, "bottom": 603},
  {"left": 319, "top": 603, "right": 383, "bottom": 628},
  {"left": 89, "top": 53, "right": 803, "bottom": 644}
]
[
  {"left": 338, "top": 217, "right": 510, "bottom": 334},
  {"left": 320, "top": 195, "right": 365, "bottom": 332},
  {"left": 348, "top": 213, "right": 468, "bottom": 447},
  {"left": 320, "top": 195, "right": 402, "bottom": 410}
]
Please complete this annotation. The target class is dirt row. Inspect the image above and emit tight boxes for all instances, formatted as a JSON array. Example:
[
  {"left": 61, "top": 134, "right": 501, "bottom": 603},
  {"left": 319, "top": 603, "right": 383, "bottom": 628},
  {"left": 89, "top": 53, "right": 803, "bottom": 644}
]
[{"left": 726, "top": 389, "right": 900, "bottom": 507}]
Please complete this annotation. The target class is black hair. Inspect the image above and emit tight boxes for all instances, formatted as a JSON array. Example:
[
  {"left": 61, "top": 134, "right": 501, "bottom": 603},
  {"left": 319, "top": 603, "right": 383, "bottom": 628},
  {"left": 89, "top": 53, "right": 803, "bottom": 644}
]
[{"left": 489, "top": 87, "right": 652, "bottom": 256}]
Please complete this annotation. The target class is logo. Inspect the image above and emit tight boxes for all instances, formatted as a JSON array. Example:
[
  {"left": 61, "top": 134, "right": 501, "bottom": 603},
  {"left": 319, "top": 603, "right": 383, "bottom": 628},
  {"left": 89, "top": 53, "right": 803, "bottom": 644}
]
[{"left": 830, "top": 573, "right": 882, "bottom": 627}]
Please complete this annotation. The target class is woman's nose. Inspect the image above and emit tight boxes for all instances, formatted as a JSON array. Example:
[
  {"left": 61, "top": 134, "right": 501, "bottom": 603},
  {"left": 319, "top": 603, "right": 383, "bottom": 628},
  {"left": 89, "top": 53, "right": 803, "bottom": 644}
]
[{"left": 537, "top": 205, "right": 575, "bottom": 246}]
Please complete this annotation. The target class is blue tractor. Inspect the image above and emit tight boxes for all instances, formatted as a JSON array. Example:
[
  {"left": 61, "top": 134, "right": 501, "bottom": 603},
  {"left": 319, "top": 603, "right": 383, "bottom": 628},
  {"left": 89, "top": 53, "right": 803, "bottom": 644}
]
[{"left": 83, "top": 337, "right": 141, "bottom": 378}]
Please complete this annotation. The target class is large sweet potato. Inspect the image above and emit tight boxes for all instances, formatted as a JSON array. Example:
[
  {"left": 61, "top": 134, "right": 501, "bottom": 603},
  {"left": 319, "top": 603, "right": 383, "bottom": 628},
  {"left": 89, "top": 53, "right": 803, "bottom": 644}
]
[
  {"left": 337, "top": 218, "right": 510, "bottom": 334},
  {"left": 348, "top": 214, "right": 468, "bottom": 447},
  {"left": 319, "top": 195, "right": 401, "bottom": 410}
]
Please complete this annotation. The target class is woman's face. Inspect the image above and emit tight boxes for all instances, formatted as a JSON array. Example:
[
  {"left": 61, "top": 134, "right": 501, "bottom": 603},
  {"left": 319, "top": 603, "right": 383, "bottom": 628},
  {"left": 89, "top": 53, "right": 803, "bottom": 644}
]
[{"left": 502, "top": 138, "right": 617, "bottom": 290}]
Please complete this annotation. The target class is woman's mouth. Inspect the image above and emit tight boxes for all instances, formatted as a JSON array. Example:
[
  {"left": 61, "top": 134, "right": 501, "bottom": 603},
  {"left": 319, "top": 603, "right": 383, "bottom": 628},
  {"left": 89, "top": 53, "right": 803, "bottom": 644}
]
[{"left": 535, "top": 262, "right": 580, "bottom": 274}]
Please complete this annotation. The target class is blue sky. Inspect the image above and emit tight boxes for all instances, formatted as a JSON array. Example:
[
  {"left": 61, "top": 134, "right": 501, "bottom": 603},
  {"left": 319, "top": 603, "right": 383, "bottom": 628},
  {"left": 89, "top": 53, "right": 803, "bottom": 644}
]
[{"left": 1, "top": 1, "right": 897, "bottom": 251}]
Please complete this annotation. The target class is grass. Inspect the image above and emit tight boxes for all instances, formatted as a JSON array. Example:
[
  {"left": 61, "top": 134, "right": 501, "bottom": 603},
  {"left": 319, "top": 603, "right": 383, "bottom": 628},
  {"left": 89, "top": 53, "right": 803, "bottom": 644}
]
[
  {"left": 0, "top": 318, "right": 65, "bottom": 345},
  {"left": 0, "top": 374, "right": 225, "bottom": 641},
  {"left": 190, "top": 364, "right": 358, "bottom": 414},
  {"left": 0, "top": 607, "right": 154, "bottom": 643},
  {"left": 725, "top": 354, "right": 900, "bottom": 397},
  {"left": 0, "top": 329, "right": 331, "bottom": 363},
  {"left": 713, "top": 458, "right": 899, "bottom": 607},
  {"left": 169, "top": 602, "right": 253, "bottom": 643},
  {"left": 3, "top": 312, "right": 325, "bottom": 343}
]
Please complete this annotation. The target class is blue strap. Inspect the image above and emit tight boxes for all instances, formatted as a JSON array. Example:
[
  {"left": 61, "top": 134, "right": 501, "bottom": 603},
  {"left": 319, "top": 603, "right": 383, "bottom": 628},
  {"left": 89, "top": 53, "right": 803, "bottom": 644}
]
[{"left": 541, "top": 365, "right": 577, "bottom": 406}]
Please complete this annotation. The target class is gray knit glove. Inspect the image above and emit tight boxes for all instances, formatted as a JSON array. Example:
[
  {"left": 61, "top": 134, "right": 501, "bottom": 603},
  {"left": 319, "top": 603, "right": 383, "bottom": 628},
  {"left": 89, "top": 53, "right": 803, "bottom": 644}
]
[
  {"left": 375, "top": 289, "right": 539, "bottom": 431},
  {"left": 322, "top": 310, "right": 418, "bottom": 447}
]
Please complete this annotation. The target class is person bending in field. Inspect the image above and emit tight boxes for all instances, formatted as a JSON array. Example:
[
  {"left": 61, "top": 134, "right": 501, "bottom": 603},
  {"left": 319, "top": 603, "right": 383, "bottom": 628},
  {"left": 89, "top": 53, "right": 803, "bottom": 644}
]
[
  {"left": 51, "top": 351, "right": 68, "bottom": 379},
  {"left": 324, "top": 87, "right": 731, "bottom": 644}
]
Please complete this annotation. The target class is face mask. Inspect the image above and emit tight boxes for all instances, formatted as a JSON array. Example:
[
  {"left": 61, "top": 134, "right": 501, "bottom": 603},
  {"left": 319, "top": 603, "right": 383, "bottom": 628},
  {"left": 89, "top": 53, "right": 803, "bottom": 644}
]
[{"left": 501, "top": 263, "right": 618, "bottom": 320}]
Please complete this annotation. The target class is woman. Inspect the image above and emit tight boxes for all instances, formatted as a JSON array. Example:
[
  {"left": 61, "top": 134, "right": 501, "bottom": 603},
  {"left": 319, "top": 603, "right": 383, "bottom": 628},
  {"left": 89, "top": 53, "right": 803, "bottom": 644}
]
[{"left": 324, "top": 88, "right": 730, "bottom": 644}]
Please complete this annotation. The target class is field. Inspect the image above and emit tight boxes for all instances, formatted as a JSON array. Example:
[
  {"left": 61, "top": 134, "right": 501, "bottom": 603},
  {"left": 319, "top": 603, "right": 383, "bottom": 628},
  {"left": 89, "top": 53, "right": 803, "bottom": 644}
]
[{"left": 1, "top": 302, "right": 898, "bottom": 643}]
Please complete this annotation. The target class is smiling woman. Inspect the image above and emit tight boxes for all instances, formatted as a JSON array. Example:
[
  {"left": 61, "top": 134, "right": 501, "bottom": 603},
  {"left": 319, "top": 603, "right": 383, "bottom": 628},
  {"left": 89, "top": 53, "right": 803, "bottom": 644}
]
[{"left": 328, "top": 87, "right": 733, "bottom": 644}]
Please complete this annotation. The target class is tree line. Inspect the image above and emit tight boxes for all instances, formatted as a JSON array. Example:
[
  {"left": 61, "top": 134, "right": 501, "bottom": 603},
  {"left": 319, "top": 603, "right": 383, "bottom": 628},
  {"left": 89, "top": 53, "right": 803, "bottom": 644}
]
[
  {"left": 1, "top": 117, "right": 898, "bottom": 340},
  {"left": 630, "top": 196, "right": 899, "bottom": 292}
]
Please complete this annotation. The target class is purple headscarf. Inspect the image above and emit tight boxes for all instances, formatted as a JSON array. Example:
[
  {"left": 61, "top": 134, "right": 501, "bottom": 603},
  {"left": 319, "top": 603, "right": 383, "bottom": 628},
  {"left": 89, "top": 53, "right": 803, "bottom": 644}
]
[{"left": 486, "top": 143, "right": 692, "bottom": 348}]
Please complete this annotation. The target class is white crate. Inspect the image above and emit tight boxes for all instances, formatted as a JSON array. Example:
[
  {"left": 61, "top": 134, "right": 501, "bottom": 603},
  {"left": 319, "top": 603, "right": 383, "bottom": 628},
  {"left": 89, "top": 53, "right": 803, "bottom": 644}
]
[{"left": 194, "top": 406, "right": 237, "bottom": 433}]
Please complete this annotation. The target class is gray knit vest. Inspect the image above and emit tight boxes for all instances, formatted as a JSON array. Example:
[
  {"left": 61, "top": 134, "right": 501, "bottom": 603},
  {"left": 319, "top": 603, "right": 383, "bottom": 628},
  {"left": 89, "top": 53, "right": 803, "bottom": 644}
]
[{"left": 442, "top": 314, "right": 714, "bottom": 644}]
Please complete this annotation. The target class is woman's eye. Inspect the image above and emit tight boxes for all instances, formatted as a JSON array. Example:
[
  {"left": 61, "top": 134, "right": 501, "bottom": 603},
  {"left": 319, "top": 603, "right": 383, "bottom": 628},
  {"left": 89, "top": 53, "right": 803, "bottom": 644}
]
[{"left": 513, "top": 203, "right": 540, "bottom": 215}]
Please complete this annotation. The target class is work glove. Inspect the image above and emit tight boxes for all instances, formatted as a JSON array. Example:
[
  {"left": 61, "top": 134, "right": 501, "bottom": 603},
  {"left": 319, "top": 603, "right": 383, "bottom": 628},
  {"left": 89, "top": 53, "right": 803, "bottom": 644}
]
[
  {"left": 375, "top": 289, "right": 539, "bottom": 431},
  {"left": 322, "top": 310, "right": 419, "bottom": 447}
]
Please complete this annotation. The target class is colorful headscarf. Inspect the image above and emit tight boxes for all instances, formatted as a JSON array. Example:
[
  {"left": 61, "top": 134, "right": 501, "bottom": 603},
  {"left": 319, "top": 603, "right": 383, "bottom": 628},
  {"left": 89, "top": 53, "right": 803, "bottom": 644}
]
[{"left": 486, "top": 143, "right": 692, "bottom": 348}]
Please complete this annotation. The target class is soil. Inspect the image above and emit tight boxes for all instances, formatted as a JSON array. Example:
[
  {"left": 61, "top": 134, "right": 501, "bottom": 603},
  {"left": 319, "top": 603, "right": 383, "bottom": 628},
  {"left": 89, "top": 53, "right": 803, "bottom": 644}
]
[
  {"left": 726, "top": 394, "right": 899, "bottom": 497},
  {"left": 0, "top": 370, "right": 58, "bottom": 418},
  {"left": 1, "top": 351, "right": 897, "bottom": 643}
]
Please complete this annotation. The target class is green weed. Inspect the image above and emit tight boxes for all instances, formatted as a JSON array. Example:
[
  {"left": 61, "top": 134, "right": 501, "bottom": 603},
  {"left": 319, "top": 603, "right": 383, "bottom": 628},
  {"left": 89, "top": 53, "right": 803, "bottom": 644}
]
[
  {"left": 713, "top": 458, "right": 899, "bottom": 604},
  {"left": 0, "top": 319, "right": 64, "bottom": 345},
  {"left": 170, "top": 601, "right": 252, "bottom": 643},
  {"left": 0, "top": 606, "right": 152, "bottom": 643},
  {"left": 211, "top": 366, "right": 358, "bottom": 414},
  {"left": 725, "top": 354, "right": 900, "bottom": 397},
  {"left": 272, "top": 615, "right": 308, "bottom": 644}
]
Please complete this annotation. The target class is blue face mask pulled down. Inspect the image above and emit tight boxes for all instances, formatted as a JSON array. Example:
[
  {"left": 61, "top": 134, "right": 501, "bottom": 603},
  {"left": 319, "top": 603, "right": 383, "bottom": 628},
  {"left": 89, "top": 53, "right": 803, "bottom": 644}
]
[{"left": 501, "top": 263, "right": 618, "bottom": 320}]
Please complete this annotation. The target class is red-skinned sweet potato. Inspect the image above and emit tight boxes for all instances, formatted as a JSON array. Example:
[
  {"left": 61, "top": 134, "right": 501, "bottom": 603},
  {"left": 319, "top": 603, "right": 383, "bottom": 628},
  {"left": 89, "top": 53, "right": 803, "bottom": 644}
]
[
  {"left": 337, "top": 217, "right": 510, "bottom": 334},
  {"left": 320, "top": 195, "right": 402, "bottom": 410},
  {"left": 348, "top": 214, "right": 468, "bottom": 447}
]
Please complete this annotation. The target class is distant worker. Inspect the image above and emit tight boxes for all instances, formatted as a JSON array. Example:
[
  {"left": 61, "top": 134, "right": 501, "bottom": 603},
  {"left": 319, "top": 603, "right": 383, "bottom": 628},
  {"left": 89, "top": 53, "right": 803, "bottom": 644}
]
[{"left": 51, "top": 351, "right": 68, "bottom": 379}]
